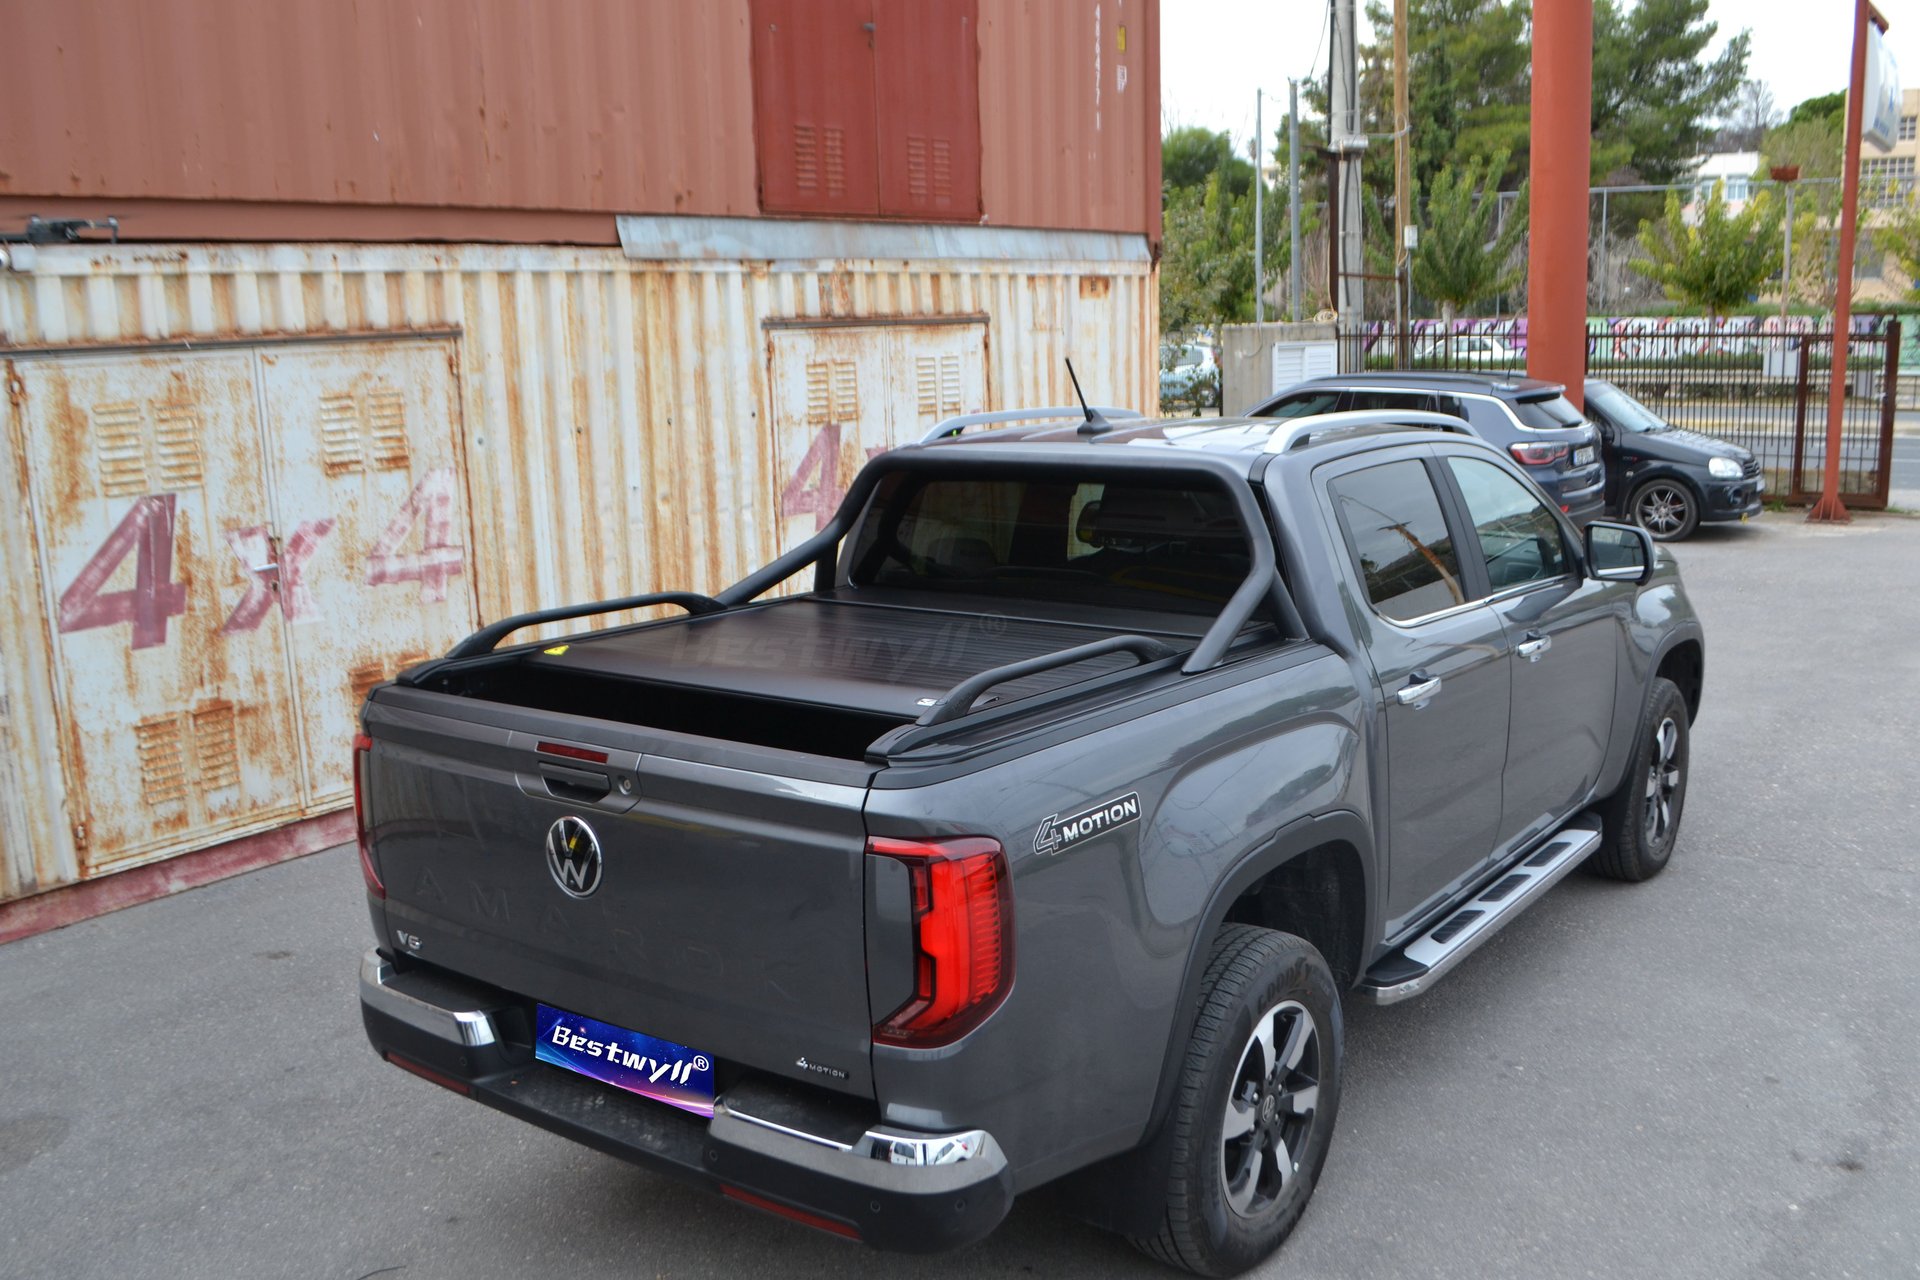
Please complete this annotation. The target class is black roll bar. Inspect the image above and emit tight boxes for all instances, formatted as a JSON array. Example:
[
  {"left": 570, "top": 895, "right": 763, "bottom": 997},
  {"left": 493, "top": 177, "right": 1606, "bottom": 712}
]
[
  {"left": 442, "top": 591, "right": 724, "bottom": 660},
  {"left": 915, "top": 635, "right": 1180, "bottom": 727}
]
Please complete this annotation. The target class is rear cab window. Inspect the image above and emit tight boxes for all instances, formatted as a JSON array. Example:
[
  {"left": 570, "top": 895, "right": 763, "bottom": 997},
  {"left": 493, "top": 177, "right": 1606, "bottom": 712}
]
[{"left": 846, "top": 471, "right": 1253, "bottom": 616}]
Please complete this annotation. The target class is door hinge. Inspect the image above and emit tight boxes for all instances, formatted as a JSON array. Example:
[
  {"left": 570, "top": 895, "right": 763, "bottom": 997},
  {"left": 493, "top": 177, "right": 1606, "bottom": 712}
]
[
  {"left": 5, "top": 371, "right": 24, "bottom": 409},
  {"left": 71, "top": 820, "right": 89, "bottom": 851}
]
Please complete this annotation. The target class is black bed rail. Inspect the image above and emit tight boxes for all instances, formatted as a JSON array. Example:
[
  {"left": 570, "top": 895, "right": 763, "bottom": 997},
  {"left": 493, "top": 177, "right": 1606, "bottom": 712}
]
[
  {"left": 914, "top": 635, "right": 1180, "bottom": 727},
  {"left": 441, "top": 591, "right": 725, "bottom": 660}
]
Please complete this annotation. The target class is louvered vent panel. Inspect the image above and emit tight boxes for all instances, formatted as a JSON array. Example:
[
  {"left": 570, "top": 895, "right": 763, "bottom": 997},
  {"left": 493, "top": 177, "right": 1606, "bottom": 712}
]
[
  {"left": 367, "top": 389, "right": 410, "bottom": 471},
  {"left": 151, "top": 402, "right": 205, "bottom": 490},
  {"left": 793, "top": 124, "right": 819, "bottom": 194},
  {"left": 822, "top": 127, "right": 846, "bottom": 197},
  {"left": 805, "top": 362, "right": 833, "bottom": 423},
  {"left": 830, "top": 361, "right": 858, "bottom": 420},
  {"left": 348, "top": 662, "right": 387, "bottom": 709},
  {"left": 191, "top": 701, "right": 240, "bottom": 792},
  {"left": 906, "top": 136, "right": 929, "bottom": 203},
  {"left": 93, "top": 402, "right": 149, "bottom": 498},
  {"left": 320, "top": 392, "right": 365, "bottom": 475},
  {"left": 135, "top": 714, "right": 189, "bottom": 807},
  {"left": 929, "top": 138, "right": 952, "bottom": 203},
  {"left": 915, "top": 355, "right": 963, "bottom": 418}
]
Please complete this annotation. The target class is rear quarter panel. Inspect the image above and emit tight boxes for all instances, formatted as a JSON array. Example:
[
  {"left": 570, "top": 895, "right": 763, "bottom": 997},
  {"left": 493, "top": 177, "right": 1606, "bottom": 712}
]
[{"left": 864, "top": 645, "right": 1366, "bottom": 1190}]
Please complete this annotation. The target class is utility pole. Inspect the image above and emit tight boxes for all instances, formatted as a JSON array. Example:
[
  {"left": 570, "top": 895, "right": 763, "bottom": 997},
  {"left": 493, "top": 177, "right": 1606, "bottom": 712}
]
[
  {"left": 1255, "top": 89, "right": 1265, "bottom": 325},
  {"left": 1392, "top": 0, "right": 1411, "bottom": 365},
  {"left": 1329, "top": 0, "right": 1365, "bottom": 334},
  {"left": 1289, "top": 79, "right": 1303, "bottom": 323}
]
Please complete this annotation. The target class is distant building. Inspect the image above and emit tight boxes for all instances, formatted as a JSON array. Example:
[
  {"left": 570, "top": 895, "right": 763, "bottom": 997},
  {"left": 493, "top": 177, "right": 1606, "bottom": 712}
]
[{"left": 1682, "top": 152, "right": 1761, "bottom": 218}]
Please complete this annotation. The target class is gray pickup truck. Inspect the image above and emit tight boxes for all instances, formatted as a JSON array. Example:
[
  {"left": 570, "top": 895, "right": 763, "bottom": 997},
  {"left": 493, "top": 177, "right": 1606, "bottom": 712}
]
[{"left": 355, "top": 405, "right": 1704, "bottom": 1276}]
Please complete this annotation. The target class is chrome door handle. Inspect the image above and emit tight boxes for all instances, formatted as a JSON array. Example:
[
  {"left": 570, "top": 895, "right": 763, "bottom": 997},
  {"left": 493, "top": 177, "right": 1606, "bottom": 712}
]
[
  {"left": 1396, "top": 673, "right": 1442, "bottom": 708},
  {"left": 1516, "top": 633, "right": 1551, "bottom": 662},
  {"left": 249, "top": 562, "right": 279, "bottom": 574}
]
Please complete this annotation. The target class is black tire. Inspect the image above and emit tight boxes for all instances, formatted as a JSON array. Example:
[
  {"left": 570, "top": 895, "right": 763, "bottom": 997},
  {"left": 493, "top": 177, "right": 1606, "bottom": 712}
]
[
  {"left": 1131, "top": 925, "right": 1342, "bottom": 1277},
  {"left": 1590, "top": 676, "right": 1691, "bottom": 882},
  {"left": 1628, "top": 478, "right": 1700, "bottom": 542}
]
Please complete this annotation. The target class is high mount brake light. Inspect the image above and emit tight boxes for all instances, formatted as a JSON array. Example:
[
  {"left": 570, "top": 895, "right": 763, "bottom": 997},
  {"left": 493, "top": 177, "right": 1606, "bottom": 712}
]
[
  {"left": 868, "top": 836, "right": 1013, "bottom": 1047},
  {"left": 353, "top": 733, "right": 383, "bottom": 898},
  {"left": 1509, "top": 441, "right": 1571, "bottom": 466}
]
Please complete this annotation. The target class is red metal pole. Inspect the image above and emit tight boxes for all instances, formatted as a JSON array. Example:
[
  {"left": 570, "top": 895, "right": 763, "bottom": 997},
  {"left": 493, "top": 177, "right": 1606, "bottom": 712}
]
[
  {"left": 1808, "top": 0, "right": 1888, "bottom": 523},
  {"left": 1526, "top": 0, "right": 1593, "bottom": 411}
]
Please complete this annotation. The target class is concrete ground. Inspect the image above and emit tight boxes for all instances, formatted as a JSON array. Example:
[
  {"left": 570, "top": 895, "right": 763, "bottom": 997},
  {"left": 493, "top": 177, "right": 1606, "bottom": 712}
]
[{"left": 3, "top": 512, "right": 1917, "bottom": 1280}]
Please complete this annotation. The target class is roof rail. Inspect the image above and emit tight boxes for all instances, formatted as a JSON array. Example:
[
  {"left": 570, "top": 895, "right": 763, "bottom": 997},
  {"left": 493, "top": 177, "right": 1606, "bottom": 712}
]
[
  {"left": 1261, "top": 409, "right": 1475, "bottom": 454},
  {"left": 922, "top": 405, "right": 1142, "bottom": 444}
]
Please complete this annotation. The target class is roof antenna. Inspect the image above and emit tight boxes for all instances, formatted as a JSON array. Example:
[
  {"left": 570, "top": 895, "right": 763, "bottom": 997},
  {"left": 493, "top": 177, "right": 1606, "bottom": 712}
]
[{"left": 1066, "top": 358, "right": 1112, "bottom": 436}]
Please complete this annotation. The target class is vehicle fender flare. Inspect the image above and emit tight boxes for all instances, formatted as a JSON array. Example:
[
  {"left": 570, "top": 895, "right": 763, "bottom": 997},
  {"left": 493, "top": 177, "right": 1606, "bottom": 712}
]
[{"left": 1051, "top": 809, "right": 1374, "bottom": 1236}]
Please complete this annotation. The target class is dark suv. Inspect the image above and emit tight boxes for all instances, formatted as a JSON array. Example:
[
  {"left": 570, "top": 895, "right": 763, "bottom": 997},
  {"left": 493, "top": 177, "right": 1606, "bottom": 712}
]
[
  {"left": 1250, "top": 373, "right": 1606, "bottom": 525},
  {"left": 1583, "top": 378, "right": 1763, "bottom": 541}
]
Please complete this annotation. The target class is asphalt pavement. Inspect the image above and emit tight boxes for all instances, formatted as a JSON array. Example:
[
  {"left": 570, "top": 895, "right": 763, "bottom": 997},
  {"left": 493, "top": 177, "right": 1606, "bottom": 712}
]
[{"left": 3, "top": 512, "right": 1918, "bottom": 1280}]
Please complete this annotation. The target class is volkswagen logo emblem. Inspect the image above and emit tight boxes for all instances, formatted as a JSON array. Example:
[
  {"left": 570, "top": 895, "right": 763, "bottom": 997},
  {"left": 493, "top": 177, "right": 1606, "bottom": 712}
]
[{"left": 545, "top": 816, "right": 603, "bottom": 898}]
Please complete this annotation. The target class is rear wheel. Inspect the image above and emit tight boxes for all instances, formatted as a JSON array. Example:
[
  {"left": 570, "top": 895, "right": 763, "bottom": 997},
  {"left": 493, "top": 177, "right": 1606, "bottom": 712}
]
[
  {"left": 1132, "top": 925, "right": 1342, "bottom": 1277},
  {"left": 1590, "top": 676, "right": 1690, "bottom": 881},
  {"left": 1628, "top": 478, "right": 1700, "bottom": 541}
]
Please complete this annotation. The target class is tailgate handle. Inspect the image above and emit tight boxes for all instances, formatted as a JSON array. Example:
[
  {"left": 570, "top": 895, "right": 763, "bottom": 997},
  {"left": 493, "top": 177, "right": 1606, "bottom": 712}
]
[{"left": 539, "top": 762, "right": 612, "bottom": 803}]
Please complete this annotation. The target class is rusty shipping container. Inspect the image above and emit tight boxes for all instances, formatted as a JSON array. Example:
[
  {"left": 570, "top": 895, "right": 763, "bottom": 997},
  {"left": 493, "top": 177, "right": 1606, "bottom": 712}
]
[
  {"left": 0, "top": 230, "right": 1158, "bottom": 904},
  {"left": 1, "top": 0, "right": 1160, "bottom": 246}
]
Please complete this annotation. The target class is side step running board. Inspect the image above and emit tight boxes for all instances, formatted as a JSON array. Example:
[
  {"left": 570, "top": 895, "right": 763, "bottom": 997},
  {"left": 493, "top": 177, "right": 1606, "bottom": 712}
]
[{"left": 1357, "top": 822, "right": 1603, "bottom": 1005}]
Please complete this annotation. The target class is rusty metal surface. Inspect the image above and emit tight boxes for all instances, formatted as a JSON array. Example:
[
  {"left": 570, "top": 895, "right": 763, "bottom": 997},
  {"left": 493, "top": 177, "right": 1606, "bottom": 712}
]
[
  {"left": 0, "top": 240, "right": 1155, "bottom": 901},
  {"left": 978, "top": 0, "right": 1160, "bottom": 240},
  {"left": 0, "top": 0, "right": 1157, "bottom": 243},
  {"left": 0, "top": 0, "right": 759, "bottom": 219}
]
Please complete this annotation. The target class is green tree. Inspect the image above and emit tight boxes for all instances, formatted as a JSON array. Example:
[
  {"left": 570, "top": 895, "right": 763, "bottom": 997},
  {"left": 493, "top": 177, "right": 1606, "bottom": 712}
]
[
  {"left": 1634, "top": 181, "right": 1784, "bottom": 315},
  {"left": 1591, "top": 0, "right": 1750, "bottom": 185},
  {"left": 1359, "top": 0, "right": 1531, "bottom": 196},
  {"left": 1785, "top": 91, "right": 1846, "bottom": 128},
  {"left": 1161, "top": 126, "right": 1253, "bottom": 200},
  {"left": 1412, "top": 151, "right": 1530, "bottom": 319},
  {"left": 1757, "top": 115, "right": 1844, "bottom": 306},
  {"left": 1876, "top": 193, "right": 1920, "bottom": 299}
]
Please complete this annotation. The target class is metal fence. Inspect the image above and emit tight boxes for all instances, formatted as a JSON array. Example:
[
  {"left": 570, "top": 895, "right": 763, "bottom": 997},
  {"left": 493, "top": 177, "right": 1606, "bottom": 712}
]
[{"left": 1338, "top": 320, "right": 1903, "bottom": 508}]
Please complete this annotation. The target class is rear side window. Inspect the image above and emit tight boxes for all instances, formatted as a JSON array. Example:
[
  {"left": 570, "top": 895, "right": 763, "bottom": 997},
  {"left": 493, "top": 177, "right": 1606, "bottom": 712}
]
[
  {"left": 1258, "top": 389, "right": 1343, "bottom": 419},
  {"left": 1446, "top": 457, "right": 1570, "bottom": 590},
  {"left": 1327, "top": 461, "right": 1466, "bottom": 622},
  {"left": 1343, "top": 390, "right": 1430, "bottom": 413},
  {"left": 847, "top": 471, "right": 1250, "bottom": 614},
  {"left": 1511, "top": 395, "right": 1585, "bottom": 430}
]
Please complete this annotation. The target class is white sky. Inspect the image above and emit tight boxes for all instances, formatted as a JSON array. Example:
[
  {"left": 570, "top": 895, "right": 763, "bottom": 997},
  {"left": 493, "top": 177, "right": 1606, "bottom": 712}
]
[{"left": 1160, "top": 0, "right": 1920, "bottom": 154}]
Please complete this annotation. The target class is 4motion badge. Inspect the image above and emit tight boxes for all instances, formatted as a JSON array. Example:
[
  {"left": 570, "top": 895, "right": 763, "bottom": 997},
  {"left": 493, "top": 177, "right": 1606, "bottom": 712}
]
[
  {"left": 546, "top": 815, "right": 603, "bottom": 898},
  {"left": 1033, "top": 791, "right": 1141, "bottom": 856}
]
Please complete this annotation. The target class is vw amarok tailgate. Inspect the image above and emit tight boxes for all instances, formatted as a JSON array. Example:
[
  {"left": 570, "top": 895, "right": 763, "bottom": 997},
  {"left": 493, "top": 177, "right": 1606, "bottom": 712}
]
[{"left": 362, "top": 693, "right": 877, "bottom": 1097}]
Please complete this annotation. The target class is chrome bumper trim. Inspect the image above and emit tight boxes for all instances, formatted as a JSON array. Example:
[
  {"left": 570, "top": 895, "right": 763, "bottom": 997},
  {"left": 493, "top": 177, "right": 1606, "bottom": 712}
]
[
  {"left": 359, "top": 949, "right": 499, "bottom": 1048},
  {"left": 719, "top": 1097, "right": 993, "bottom": 1166}
]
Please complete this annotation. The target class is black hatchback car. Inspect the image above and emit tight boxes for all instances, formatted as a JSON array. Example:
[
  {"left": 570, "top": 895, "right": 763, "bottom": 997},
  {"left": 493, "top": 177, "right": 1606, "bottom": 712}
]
[
  {"left": 1250, "top": 373, "right": 1607, "bottom": 525},
  {"left": 1583, "top": 379, "right": 1762, "bottom": 541}
]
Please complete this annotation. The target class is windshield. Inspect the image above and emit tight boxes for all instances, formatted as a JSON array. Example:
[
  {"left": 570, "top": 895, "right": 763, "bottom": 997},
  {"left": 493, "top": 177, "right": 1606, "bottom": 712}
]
[
  {"left": 848, "top": 470, "right": 1250, "bottom": 615},
  {"left": 1586, "top": 382, "right": 1668, "bottom": 433},
  {"left": 1510, "top": 394, "right": 1587, "bottom": 430}
]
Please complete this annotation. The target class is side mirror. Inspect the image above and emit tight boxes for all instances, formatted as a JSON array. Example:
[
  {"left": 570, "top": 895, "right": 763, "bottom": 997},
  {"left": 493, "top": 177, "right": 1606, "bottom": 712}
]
[{"left": 1586, "top": 520, "right": 1654, "bottom": 584}]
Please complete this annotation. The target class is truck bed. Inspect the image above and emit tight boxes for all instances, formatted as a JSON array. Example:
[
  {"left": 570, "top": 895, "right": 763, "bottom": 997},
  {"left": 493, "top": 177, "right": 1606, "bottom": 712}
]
[{"left": 415, "top": 593, "right": 1202, "bottom": 761}]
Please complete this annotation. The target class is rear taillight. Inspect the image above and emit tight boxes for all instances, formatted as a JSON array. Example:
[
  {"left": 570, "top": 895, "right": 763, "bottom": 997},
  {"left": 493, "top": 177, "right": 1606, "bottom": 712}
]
[
  {"left": 868, "top": 836, "right": 1012, "bottom": 1047},
  {"left": 1509, "top": 441, "right": 1570, "bottom": 466},
  {"left": 353, "top": 733, "right": 383, "bottom": 898}
]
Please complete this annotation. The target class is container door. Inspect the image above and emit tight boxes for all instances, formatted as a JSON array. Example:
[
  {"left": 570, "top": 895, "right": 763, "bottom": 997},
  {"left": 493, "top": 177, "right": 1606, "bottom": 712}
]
[
  {"left": 767, "top": 322, "right": 988, "bottom": 551},
  {"left": 14, "top": 351, "right": 304, "bottom": 872},
  {"left": 255, "top": 342, "right": 477, "bottom": 807}
]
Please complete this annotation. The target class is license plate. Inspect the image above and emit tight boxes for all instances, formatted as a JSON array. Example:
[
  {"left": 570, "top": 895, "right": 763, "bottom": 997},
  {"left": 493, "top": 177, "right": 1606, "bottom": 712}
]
[
  {"left": 536, "top": 1004, "right": 716, "bottom": 1117},
  {"left": 1573, "top": 445, "right": 1596, "bottom": 467}
]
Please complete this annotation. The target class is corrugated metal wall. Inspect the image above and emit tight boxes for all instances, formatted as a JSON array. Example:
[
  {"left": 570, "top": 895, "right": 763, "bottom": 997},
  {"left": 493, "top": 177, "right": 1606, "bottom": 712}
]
[
  {"left": 0, "top": 240, "right": 1157, "bottom": 902},
  {"left": 0, "top": 0, "right": 1159, "bottom": 242}
]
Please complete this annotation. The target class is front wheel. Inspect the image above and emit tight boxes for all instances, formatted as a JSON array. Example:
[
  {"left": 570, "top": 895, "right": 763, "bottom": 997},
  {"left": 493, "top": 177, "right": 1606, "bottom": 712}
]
[
  {"left": 1590, "top": 676, "right": 1691, "bottom": 881},
  {"left": 1628, "top": 478, "right": 1700, "bottom": 541},
  {"left": 1131, "top": 926, "right": 1343, "bottom": 1277}
]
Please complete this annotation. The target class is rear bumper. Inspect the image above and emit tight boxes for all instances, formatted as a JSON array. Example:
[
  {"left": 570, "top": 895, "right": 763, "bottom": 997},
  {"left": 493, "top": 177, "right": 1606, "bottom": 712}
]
[{"left": 359, "top": 950, "right": 1012, "bottom": 1252}]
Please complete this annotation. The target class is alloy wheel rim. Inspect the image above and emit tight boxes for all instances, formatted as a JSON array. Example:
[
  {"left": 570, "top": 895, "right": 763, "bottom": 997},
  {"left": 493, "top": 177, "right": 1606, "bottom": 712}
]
[
  {"left": 1220, "top": 999, "right": 1320, "bottom": 1219},
  {"left": 1644, "top": 716, "right": 1682, "bottom": 845},
  {"left": 1636, "top": 485, "right": 1691, "bottom": 536}
]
